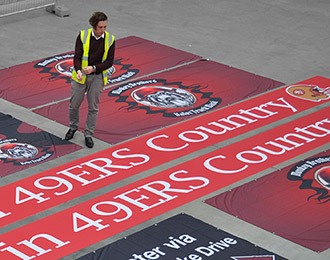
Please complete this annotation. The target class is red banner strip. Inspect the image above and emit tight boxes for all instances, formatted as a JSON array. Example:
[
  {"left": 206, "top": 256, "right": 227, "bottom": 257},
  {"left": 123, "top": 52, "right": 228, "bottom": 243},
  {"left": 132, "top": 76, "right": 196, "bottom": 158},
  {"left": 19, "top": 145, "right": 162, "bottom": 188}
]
[
  {"left": 0, "top": 76, "right": 329, "bottom": 228},
  {"left": 1, "top": 104, "right": 330, "bottom": 259}
]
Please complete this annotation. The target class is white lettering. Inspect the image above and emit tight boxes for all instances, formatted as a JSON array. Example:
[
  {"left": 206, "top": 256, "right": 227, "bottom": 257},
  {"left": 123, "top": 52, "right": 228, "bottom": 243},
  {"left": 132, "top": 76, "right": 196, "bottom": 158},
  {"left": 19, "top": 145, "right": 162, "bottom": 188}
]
[
  {"left": 178, "top": 131, "right": 208, "bottom": 143},
  {"left": 204, "top": 117, "right": 330, "bottom": 174},
  {"left": 15, "top": 186, "right": 50, "bottom": 205},
  {"left": 0, "top": 234, "right": 70, "bottom": 260},
  {"left": 91, "top": 201, "right": 132, "bottom": 222},
  {"left": 0, "top": 210, "right": 11, "bottom": 218},
  {"left": 236, "top": 150, "right": 268, "bottom": 164},
  {"left": 195, "top": 237, "right": 237, "bottom": 256},
  {"left": 1, "top": 244, "right": 35, "bottom": 260},
  {"left": 114, "top": 189, "right": 151, "bottom": 211},
  {"left": 266, "top": 97, "right": 298, "bottom": 112},
  {"left": 72, "top": 212, "right": 109, "bottom": 232},
  {"left": 56, "top": 165, "right": 100, "bottom": 186},
  {"left": 204, "top": 155, "right": 248, "bottom": 174},
  {"left": 34, "top": 176, "right": 73, "bottom": 196},
  {"left": 112, "top": 148, "right": 150, "bottom": 166},
  {"left": 147, "top": 98, "right": 299, "bottom": 152},
  {"left": 17, "top": 234, "right": 70, "bottom": 256},
  {"left": 146, "top": 134, "right": 188, "bottom": 152},
  {"left": 169, "top": 170, "right": 209, "bottom": 190}
]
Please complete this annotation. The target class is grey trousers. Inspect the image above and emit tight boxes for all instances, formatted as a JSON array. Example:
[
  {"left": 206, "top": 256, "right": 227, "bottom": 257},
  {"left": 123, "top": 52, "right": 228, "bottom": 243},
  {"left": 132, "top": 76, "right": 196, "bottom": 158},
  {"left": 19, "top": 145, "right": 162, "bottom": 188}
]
[{"left": 69, "top": 74, "right": 104, "bottom": 137}]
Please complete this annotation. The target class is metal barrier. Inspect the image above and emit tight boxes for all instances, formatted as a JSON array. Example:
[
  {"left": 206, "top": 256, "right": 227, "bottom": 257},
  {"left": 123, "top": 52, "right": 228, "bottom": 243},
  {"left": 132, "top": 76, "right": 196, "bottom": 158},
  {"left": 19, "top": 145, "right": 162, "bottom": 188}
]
[{"left": 0, "top": 0, "right": 56, "bottom": 17}]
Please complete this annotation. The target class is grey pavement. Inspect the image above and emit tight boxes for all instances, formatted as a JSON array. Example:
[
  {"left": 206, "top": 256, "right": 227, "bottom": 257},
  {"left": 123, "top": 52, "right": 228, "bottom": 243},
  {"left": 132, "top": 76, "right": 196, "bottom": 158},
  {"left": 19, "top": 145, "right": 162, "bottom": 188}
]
[{"left": 1, "top": 1, "right": 330, "bottom": 259}]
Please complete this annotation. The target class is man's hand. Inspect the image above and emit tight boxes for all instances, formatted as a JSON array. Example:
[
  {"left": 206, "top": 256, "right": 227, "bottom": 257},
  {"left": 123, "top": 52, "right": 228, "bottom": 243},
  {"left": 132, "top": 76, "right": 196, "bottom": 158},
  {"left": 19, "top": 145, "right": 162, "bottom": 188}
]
[
  {"left": 82, "top": 66, "right": 94, "bottom": 75},
  {"left": 77, "top": 70, "right": 83, "bottom": 81}
]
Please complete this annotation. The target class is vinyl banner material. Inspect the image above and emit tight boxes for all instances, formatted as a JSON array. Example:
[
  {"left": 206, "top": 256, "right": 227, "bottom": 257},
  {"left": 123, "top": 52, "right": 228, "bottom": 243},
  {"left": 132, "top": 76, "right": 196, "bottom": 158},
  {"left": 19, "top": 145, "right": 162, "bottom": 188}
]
[
  {"left": 205, "top": 150, "right": 330, "bottom": 252},
  {"left": 0, "top": 36, "right": 201, "bottom": 108},
  {"left": 1, "top": 105, "right": 329, "bottom": 259},
  {"left": 0, "top": 76, "right": 327, "bottom": 227},
  {"left": 0, "top": 113, "right": 81, "bottom": 177},
  {"left": 78, "top": 214, "right": 287, "bottom": 260},
  {"left": 34, "top": 59, "right": 284, "bottom": 144}
]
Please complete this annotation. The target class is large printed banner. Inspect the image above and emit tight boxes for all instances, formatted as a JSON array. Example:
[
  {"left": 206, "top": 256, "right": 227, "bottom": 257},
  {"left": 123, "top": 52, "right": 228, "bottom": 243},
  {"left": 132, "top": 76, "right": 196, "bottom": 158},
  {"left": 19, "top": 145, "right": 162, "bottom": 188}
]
[
  {"left": 1, "top": 103, "right": 329, "bottom": 259},
  {"left": 78, "top": 214, "right": 287, "bottom": 260},
  {"left": 1, "top": 76, "right": 328, "bottom": 227},
  {"left": 205, "top": 150, "right": 330, "bottom": 252},
  {"left": 34, "top": 59, "right": 284, "bottom": 144},
  {"left": 0, "top": 113, "right": 82, "bottom": 178},
  {"left": 0, "top": 36, "right": 201, "bottom": 108}
]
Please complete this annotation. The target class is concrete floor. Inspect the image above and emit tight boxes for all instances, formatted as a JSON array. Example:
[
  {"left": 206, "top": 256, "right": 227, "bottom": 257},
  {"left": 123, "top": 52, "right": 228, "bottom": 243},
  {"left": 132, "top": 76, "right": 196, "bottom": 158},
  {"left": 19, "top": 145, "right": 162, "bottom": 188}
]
[{"left": 1, "top": 0, "right": 330, "bottom": 259}]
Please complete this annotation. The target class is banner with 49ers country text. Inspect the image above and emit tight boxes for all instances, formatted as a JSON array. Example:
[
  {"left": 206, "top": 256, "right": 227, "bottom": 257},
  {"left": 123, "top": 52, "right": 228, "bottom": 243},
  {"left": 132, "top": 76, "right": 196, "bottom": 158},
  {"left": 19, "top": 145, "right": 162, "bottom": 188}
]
[
  {"left": 78, "top": 214, "right": 287, "bottom": 260},
  {"left": 205, "top": 149, "right": 330, "bottom": 252},
  {"left": 1, "top": 97, "right": 330, "bottom": 259},
  {"left": 0, "top": 113, "right": 82, "bottom": 178},
  {"left": 34, "top": 59, "right": 284, "bottom": 144},
  {"left": 0, "top": 76, "right": 329, "bottom": 228},
  {"left": 0, "top": 36, "right": 201, "bottom": 108}
]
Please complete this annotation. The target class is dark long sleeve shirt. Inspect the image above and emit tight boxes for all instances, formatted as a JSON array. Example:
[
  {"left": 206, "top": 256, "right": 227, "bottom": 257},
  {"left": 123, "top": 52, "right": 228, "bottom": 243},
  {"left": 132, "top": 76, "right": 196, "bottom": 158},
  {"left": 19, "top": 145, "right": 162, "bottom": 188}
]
[{"left": 73, "top": 31, "right": 115, "bottom": 74}]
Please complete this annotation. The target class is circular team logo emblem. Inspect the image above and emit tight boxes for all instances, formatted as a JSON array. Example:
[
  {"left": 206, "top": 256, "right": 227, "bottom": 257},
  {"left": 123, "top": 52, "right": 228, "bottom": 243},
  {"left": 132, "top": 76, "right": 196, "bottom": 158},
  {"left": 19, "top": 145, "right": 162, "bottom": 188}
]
[
  {"left": 108, "top": 79, "right": 221, "bottom": 117},
  {"left": 34, "top": 54, "right": 138, "bottom": 85},
  {"left": 0, "top": 143, "right": 38, "bottom": 159},
  {"left": 286, "top": 84, "right": 330, "bottom": 102},
  {"left": 287, "top": 155, "right": 330, "bottom": 202},
  {"left": 34, "top": 53, "right": 75, "bottom": 83},
  {"left": 131, "top": 86, "right": 196, "bottom": 108},
  {"left": 55, "top": 59, "right": 117, "bottom": 79},
  {"left": 55, "top": 60, "right": 74, "bottom": 77},
  {"left": 315, "top": 166, "right": 330, "bottom": 190}
]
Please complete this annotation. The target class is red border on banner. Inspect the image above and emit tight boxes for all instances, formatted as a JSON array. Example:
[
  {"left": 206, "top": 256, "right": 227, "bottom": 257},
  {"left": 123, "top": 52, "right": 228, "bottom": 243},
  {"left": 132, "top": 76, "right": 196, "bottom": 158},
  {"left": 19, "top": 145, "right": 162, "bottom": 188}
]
[
  {"left": 0, "top": 76, "right": 329, "bottom": 228},
  {"left": 1, "top": 105, "right": 329, "bottom": 259}
]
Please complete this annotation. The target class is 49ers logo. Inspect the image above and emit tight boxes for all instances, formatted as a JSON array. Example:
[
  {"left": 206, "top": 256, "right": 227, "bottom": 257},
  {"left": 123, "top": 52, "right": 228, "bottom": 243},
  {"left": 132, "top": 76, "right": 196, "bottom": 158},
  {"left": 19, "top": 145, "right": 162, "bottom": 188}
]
[
  {"left": 286, "top": 84, "right": 330, "bottom": 102},
  {"left": 34, "top": 54, "right": 138, "bottom": 85},
  {"left": 287, "top": 155, "right": 330, "bottom": 203}
]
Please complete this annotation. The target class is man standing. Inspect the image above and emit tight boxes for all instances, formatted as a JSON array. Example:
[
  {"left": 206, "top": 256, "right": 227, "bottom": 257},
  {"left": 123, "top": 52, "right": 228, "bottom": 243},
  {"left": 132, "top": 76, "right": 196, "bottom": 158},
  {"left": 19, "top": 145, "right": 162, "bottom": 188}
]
[{"left": 65, "top": 11, "right": 115, "bottom": 148}]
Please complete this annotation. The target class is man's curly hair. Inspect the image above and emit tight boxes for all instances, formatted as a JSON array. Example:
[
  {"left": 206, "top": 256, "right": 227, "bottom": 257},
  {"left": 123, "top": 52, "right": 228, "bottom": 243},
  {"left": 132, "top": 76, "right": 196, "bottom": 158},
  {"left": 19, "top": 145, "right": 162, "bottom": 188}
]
[{"left": 89, "top": 12, "right": 108, "bottom": 29}]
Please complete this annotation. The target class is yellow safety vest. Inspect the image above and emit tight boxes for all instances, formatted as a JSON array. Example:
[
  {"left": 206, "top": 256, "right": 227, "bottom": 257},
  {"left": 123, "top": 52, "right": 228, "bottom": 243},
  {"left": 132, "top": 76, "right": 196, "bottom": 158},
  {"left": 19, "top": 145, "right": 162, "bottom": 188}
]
[{"left": 72, "top": 28, "right": 115, "bottom": 86}]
